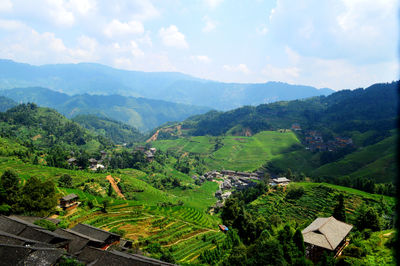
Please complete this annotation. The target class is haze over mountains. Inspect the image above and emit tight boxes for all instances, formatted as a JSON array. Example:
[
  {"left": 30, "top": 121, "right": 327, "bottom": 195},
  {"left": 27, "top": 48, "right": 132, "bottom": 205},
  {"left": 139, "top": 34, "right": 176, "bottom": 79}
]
[{"left": 0, "top": 59, "right": 333, "bottom": 110}]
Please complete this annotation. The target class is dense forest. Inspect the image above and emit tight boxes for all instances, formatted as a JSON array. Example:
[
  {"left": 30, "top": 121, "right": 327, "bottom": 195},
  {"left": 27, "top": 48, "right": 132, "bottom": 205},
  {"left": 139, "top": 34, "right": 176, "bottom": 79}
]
[{"left": 181, "top": 81, "right": 397, "bottom": 137}]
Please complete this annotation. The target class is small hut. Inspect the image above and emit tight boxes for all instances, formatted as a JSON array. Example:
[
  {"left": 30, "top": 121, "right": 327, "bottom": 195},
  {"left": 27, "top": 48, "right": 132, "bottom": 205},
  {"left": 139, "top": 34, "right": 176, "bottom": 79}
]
[
  {"left": 60, "top": 194, "right": 79, "bottom": 210},
  {"left": 302, "top": 216, "right": 353, "bottom": 263}
]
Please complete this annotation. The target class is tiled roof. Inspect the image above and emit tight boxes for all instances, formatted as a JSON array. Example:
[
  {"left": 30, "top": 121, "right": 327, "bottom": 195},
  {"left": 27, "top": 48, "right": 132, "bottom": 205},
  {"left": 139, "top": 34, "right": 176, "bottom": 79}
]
[
  {"left": 78, "top": 246, "right": 175, "bottom": 266},
  {"left": 70, "top": 223, "right": 119, "bottom": 242},
  {"left": 61, "top": 193, "right": 78, "bottom": 201},
  {"left": 302, "top": 216, "right": 353, "bottom": 250},
  {"left": 0, "top": 244, "right": 64, "bottom": 266}
]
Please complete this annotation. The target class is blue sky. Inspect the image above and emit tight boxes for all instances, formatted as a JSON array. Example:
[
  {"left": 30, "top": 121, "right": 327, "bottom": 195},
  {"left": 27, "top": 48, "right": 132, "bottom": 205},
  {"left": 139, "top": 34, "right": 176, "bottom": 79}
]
[{"left": 0, "top": 0, "right": 397, "bottom": 90}]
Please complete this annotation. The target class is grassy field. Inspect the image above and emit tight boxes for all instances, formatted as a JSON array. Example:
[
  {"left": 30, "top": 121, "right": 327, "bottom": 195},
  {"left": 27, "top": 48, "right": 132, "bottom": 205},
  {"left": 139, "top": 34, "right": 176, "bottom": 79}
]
[{"left": 153, "top": 131, "right": 301, "bottom": 172}]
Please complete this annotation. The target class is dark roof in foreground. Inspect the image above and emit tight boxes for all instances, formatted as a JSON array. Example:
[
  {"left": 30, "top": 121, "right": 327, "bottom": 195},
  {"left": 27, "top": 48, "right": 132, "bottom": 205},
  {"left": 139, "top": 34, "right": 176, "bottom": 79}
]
[
  {"left": 302, "top": 216, "right": 353, "bottom": 250},
  {"left": 78, "top": 246, "right": 176, "bottom": 266},
  {"left": 70, "top": 223, "right": 120, "bottom": 242},
  {"left": 0, "top": 244, "right": 64, "bottom": 266},
  {"left": 54, "top": 228, "right": 104, "bottom": 254}
]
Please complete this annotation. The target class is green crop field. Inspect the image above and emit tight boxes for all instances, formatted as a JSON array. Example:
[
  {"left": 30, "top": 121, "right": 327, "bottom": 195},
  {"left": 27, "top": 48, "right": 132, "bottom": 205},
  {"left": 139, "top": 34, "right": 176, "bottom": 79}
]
[
  {"left": 153, "top": 131, "right": 301, "bottom": 172},
  {"left": 250, "top": 182, "right": 395, "bottom": 227},
  {"left": 62, "top": 202, "right": 225, "bottom": 264},
  {"left": 153, "top": 136, "right": 215, "bottom": 154}
]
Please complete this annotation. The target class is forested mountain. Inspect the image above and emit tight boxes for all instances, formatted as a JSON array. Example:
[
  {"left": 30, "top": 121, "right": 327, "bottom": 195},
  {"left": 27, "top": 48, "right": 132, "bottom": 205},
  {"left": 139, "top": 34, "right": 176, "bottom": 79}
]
[
  {"left": 0, "top": 59, "right": 333, "bottom": 110},
  {"left": 180, "top": 81, "right": 398, "bottom": 137},
  {"left": 0, "top": 87, "right": 211, "bottom": 131},
  {"left": 0, "top": 103, "right": 110, "bottom": 150},
  {"left": 72, "top": 114, "right": 144, "bottom": 144}
]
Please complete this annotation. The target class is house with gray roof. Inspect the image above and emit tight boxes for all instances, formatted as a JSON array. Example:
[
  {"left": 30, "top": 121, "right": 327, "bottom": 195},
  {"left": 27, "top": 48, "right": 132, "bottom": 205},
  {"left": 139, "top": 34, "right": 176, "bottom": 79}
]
[
  {"left": 302, "top": 216, "right": 353, "bottom": 262},
  {"left": 70, "top": 223, "right": 120, "bottom": 246},
  {"left": 77, "top": 246, "right": 175, "bottom": 266}
]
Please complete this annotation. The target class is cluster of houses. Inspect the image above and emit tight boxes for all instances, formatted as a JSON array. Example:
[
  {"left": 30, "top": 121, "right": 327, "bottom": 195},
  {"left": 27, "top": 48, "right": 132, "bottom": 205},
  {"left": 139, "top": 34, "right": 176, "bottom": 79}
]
[
  {"left": 193, "top": 170, "right": 262, "bottom": 211},
  {"left": 304, "top": 131, "right": 353, "bottom": 152},
  {"left": 67, "top": 150, "right": 108, "bottom": 171},
  {"left": 135, "top": 146, "right": 157, "bottom": 162},
  {"left": 0, "top": 215, "right": 174, "bottom": 265}
]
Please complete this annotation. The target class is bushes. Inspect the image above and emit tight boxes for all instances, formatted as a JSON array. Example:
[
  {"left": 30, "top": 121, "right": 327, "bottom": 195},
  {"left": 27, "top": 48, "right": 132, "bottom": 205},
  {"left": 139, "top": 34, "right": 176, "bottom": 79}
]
[{"left": 285, "top": 185, "right": 305, "bottom": 200}]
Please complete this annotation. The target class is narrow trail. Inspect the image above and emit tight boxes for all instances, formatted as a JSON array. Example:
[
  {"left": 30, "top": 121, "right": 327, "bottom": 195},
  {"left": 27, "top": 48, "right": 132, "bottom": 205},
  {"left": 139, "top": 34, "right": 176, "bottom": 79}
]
[
  {"left": 106, "top": 175, "right": 126, "bottom": 199},
  {"left": 146, "top": 129, "right": 160, "bottom": 143}
]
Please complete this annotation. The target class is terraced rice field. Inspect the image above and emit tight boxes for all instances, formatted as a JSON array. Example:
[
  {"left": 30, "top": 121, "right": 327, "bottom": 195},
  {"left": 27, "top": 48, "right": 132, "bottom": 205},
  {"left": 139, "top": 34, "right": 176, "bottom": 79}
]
[
  {"left": 65, "top": 203, "right": 225, "bottom": 264},
  {"left": 250, "top": 183, "right": 395, "bottom": 225}
]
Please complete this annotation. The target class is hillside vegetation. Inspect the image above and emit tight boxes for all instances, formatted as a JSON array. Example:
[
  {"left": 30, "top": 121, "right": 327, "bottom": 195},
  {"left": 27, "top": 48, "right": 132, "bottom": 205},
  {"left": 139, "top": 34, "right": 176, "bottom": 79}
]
[
  {"left": 0, "top": 87, "right": 211, "bottom": 131},
  {"left": 72, "top": 114, "right": 144, "bottom": 144},
  {"left": 153, "top": 131, "right": 302, "bottom": 172}
]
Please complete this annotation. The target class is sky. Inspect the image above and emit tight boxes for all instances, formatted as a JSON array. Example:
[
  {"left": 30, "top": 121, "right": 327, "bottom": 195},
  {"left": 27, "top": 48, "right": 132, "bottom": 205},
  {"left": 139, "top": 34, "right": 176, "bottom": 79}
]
[{"left": 0, "top": 0, "right": 398, "bottom": 90}]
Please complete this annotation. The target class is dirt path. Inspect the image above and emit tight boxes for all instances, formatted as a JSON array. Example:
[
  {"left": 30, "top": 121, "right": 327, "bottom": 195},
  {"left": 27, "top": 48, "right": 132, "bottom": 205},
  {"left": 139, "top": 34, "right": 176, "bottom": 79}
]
[
  {"left": 146, "top": 129, "right": 160, "bottom": 143},
  {"left": 106, "top": 175, "right": 126, "bottom": 199}
]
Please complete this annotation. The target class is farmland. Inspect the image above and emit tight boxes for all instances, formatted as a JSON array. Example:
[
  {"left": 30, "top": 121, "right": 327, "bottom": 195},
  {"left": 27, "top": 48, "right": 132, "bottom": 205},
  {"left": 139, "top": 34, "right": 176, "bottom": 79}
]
[
  {"left": 153, "top": 130, "right": 302, "bottom": 171},
  {"left": 249, "top": 182, "right": 395, "bottom": 227}
]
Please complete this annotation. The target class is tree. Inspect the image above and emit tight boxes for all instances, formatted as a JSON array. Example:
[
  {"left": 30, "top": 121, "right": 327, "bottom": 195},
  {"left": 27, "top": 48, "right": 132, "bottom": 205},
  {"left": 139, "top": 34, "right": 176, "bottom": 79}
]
[
  {"left": 355, "top": 204, "right": 380, "bottom": 231},
  {"left": 102, "top": 199, "right": 109, "bottom": 213},
  {"left": 293, "top": 229, "right": 305, "bottom": 257},
  {"left": 19, "top": 177, "right": 57, "bottom": 216},
  {"left": 333, "top": 193, "right": 346, "bottom": 222},
  {"left": 0, "top": 169, "right": 20, "bottom": 207},
  {"left": 58, "top": 174, "right": 73, "bottom": 188},
  {"left": 107, "top": 183, "right": 113, "bottom": 197}
]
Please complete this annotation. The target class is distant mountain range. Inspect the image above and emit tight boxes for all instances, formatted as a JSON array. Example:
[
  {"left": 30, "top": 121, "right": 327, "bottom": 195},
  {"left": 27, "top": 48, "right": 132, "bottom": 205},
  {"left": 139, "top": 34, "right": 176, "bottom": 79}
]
[
  {"left": 0, "top": 87, "right": 210, "bottom": 131},
  {"left": 0, "top": 59, "right": 334, "bottom": 110}
]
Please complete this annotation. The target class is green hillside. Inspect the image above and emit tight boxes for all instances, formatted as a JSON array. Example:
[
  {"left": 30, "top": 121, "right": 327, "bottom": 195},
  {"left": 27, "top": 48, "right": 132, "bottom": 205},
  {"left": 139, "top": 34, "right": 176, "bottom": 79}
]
[
  {"left": 153, "top": 131, "right": 301, "bottom": 172},
  {"left": 311, "top": 135, "right": 396, "bottom": 183},
  {"left": 0, "top": 103, "right": 109, "bottom": 152},
  {"left": 0, "top": 87, "right": 211, "bottom": 131},
  {"left": 72, "top": 114, "right": 144, "bottom": 144},
  {"left": 250, "top": 182, "right": 395, "bottom": 225}
]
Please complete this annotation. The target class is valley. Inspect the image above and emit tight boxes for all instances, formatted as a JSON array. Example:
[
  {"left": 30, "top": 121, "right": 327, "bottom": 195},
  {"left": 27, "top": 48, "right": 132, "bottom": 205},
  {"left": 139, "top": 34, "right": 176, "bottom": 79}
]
[{"left": 0, "top": 79, "right": 396, "bottom": 265}]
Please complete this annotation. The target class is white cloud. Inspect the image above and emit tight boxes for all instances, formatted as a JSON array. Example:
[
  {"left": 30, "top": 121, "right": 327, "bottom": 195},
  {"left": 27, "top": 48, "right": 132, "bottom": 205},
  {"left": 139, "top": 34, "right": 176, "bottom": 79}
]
[
  {"left": 104, "top": 19, "right": 144, "bottom": 38},
  {"left": 130, "top": 41, "right": 144, "bottom": 57},
  {"left": 202, "top": 16, "right": 216, "bottom": 32},
  {"left": 190, "top": 55, "right": 211, "bottom": 63},
  {"left": 131, "top": 0, "right": 159, "bottom": 21},
  {"left": 261, "top": 45, "right": 399, "bottom": 90},
  {"left": 69, "top": 0, "right": 96, "bottom": 15},
  {"left": 223, "top": 64, "right": 250, "bottom": 74},
  {"left": 0, "top": 0, "right": 12, "bottom": 12},
  {"left": 138, "top": 31, "right": 153, "bottom": 47},
  {"left": 47, "top": 0, "right": 75, "bottom": 27},
  {"left": 159, "top": 25, "right": 188, "bottom": 49},
  {"left": 204, "top": 0, "right": 223, "bottom": 9}
]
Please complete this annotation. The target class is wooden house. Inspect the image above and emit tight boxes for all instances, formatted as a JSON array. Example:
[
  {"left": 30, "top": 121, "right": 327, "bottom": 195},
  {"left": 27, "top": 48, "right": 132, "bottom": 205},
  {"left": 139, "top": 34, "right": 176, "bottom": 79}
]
[
  {"left": 271, "top": 177, "right": 291, "bottom": 186},
  {"left": 60, "top": 193, "right": 79, "bottom": 210},
  {"left": 302, "top": 216, "right": 353, "bottom": 263}
]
